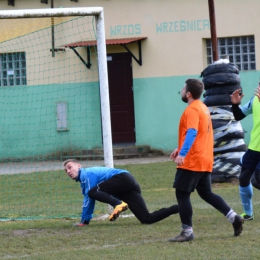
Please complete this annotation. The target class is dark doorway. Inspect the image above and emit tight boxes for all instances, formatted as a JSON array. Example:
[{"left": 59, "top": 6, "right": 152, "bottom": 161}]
[{"left": 107, "top": 52, "right": 135, "bottom": 144}]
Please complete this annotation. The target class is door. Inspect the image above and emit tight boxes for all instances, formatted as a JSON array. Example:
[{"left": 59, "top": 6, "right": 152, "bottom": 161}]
[{"left": 107, "top": 52, "right": 135, "bottom": 143}]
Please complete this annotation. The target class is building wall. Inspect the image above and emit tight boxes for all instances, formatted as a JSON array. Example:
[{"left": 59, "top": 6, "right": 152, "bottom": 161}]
[
  {"left": 0, "top": 82, "right": 102, "bottom": 160},
  {"left": 1, "top": 1, "right": 259, "bottom": 74},
  {"left": 0, "top": 15, "right": 101, "bottom": 160},
  {"left": 0, "top": 0, "right": 258, "bottom": 158},
  {"left": 133, "top": 71, "right": 258, "bottom": 152}
]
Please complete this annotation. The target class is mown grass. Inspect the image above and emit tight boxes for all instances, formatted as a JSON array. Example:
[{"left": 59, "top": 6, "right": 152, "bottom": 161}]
[
  {"left": 0, "top": 161, "right": 260, "bottom": 259},
  {"left": 0, "top": 161, "right": 176, "bottom": 220}
]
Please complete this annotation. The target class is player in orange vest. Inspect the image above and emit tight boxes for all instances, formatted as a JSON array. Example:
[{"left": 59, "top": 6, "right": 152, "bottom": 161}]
[{"left": 169, "top": 79, "right": 244, "bottom": 242}]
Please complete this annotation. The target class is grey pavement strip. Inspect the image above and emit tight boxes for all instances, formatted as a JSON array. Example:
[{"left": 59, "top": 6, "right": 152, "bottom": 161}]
[{"left": 0, "top": 156, "right": 171, "bottom": 175}]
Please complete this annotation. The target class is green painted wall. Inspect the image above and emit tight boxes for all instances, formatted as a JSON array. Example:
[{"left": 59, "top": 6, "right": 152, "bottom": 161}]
[
  {"left": 0, "top": 82, "right": 102, "bottom": 160},
  {"left": 238, "top": 70, "right": 259, "bottom": 145},
  {"left": 0, "top": 70, "right": 258, "bottom": 160},
  {"left": 133, "top": 75, "right": 190, "bottom": 152},
  {"left": 134, "top": 70, "right": 259, "bottom": 153}
]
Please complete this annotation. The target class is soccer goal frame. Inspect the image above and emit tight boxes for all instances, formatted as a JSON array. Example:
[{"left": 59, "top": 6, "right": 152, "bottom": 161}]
[{"left": 0, "top": 7, "right": 113, "bottom": 168}]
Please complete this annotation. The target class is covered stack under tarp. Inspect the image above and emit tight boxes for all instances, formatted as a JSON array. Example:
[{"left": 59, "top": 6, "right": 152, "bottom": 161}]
[{"left": 201, "top": 61, "right": 247, "bottom": 182}]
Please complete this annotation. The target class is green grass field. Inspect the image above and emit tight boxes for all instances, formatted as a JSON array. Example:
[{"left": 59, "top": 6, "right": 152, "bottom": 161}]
[{"left": 1, "top": 161, "right": 260, "bottom": 259}]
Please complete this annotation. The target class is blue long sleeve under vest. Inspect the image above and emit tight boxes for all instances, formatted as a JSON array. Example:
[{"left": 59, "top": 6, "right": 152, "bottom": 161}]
[{"left": 179, "top": 128, "right": 197, "bottom": 157}]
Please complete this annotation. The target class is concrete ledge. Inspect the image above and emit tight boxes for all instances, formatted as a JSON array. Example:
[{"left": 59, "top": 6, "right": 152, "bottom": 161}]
[{"left": 61, "top": 153, "right": 144, "bottom": 161}]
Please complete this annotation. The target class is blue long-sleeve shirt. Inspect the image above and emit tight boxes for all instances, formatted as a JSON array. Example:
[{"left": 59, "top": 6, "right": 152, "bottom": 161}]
[
  {"left": 179, "top": 128, "right": 197, "bottom": 157},
  {"left": 75, "top": 167, "right": 129, "bottom": 222},
  {"left": 240, "top": 97, "right": 254, "bottom": 116}
]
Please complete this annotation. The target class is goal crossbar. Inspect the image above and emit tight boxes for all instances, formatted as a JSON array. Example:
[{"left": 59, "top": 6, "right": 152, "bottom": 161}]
[{"left": 0, "top": 7, "right": 104, "bottom": 19}]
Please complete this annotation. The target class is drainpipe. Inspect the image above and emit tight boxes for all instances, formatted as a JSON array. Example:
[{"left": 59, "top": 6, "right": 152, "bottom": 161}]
[
  {"left": 51, "top": 0, "right": 55, "bottom": 57},
  {"left": 208, "top": 0, "right": 218, "bottom": 61}
]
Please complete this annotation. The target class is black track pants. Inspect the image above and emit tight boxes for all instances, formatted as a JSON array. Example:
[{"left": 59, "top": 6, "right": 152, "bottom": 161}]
[
  {"left": 88, "top": 173, "right": 179, "bottom": 224},
  {"left": 176, "top": 188, "right": 231, "bottom": 227}
]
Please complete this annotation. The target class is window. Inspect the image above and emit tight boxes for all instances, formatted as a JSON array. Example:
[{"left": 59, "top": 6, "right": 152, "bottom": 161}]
[
  {"left": 206, "top": 36, "right": 255, "bottom": 71},
  {"left": 56, "top": 102, "right": 68, "bottom": 131},
  {"left": 0, "top": 52, "right": 27, "bottom": 86}
]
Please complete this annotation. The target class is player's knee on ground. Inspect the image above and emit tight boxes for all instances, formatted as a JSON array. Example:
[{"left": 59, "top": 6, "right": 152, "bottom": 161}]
[{"left": 139, "top": 215, "right": 154, "bottom": 224}]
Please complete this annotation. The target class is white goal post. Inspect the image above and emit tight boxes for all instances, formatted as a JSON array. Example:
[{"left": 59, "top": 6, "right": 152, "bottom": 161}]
[{"left": 0, "top": 7, "right": 113, "bottom": 168}]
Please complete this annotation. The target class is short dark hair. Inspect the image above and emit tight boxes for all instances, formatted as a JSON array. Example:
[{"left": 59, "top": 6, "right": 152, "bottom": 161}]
[
  {"left": 185, "top": 79, "right": 204, "bottom": 99},
  {"left": 62, "top": 159, "right": 79, "bottom": 167}
]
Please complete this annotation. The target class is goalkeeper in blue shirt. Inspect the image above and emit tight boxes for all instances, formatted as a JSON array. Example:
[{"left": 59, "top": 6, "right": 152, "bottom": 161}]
[{"left": 63, "top": 159, "right": 179, "bottom": 226}]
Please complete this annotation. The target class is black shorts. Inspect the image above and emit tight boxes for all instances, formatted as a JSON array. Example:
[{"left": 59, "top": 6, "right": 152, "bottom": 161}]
[
  {"left": 97, "top": 172, "right": 140, "bottom": 195},
  {"left": 173, "top": 168, "right": 212, "bottom": 193},
  {"left": 241, "top": 149, "right": 260, "bottom": 171}
]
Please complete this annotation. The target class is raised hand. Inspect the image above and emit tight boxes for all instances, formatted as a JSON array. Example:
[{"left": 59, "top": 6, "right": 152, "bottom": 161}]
[{"left": 230, "top": 89, "right": 244, "bottom": 104}]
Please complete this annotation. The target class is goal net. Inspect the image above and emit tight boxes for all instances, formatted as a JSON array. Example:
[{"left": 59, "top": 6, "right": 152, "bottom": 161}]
[{"left": 0, "top": 8, "right": 113, "bottom": 221}]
